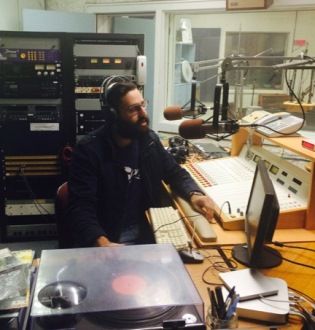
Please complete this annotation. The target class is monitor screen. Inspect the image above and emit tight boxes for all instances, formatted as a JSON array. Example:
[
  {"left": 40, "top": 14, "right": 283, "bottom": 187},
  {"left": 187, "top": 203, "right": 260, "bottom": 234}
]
[{"left": 232, "top": 160, "right": 282, "bottom": 268}]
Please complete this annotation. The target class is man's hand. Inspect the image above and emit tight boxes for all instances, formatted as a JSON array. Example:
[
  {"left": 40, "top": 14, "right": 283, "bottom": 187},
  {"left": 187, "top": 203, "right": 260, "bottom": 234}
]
[
  {"left": 95, "top": 236, "right": 123, "bottom": 247},
  {"left": 190, "top": 194, "right": 215, "bottom": 222}
]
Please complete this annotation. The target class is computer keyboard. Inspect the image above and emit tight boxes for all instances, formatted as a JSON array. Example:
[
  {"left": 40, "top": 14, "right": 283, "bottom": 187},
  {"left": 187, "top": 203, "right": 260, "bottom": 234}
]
[
  {"left": 174, "top": 196, "right": 217, "bottom": 242},
  {"left": 148, "top": 207, "right": 190, "bottom": 250}
]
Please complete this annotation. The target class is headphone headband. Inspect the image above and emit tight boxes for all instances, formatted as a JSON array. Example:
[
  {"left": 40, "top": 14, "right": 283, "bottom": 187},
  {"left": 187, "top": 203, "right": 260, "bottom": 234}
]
[{"left": 99, "top": 75, "right": 132, "bottom": 122}]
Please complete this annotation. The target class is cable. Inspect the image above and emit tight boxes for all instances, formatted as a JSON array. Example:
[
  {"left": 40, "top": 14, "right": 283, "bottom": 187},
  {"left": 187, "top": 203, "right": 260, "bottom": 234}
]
[
  {"left": 201, "top": 249, "right": 237, "bottom": 286},
  {"left": 153, "top": 213, "right": 201, "bottom": 233},
  {"left": 247, "top": 67, "right": 307, "bottom": 137},
  {"left": 294, "top": 302, "right": 315, "bottom": 330},
  {"left": 18, "top": 167, "right": 55, "bottom": 221},
  {"left": 218, "top": 201, "right": 231, "bottom": 221},
  {"left": 217, "top": 246, "right": 237, "bottom": 271},
  {"left": 289, "top": 287, "right": 315, "bottom": 305},
  {"left": 201, "top": 267, "right": 222, "bottom": 286},
  {"left": 267, "top": 246, "right": 315, "bottom": 270},
  {"left": 285, "top": 67, "right": 306, "bottom": 122},
  {"left": 273, "top": 241, "right": 315, "bottom": 253}
]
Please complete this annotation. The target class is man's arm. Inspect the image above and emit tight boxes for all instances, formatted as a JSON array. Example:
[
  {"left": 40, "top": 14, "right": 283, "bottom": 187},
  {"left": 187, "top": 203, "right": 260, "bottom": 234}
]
[
  {"left": 95, "top": 236, "right": 122, "bottom": 247},
  {"left": 155, "top": 136, "right": 215, "bottom": 220},
  {"left": 189, "top": 192, "right": 214, "bottom": 221}
]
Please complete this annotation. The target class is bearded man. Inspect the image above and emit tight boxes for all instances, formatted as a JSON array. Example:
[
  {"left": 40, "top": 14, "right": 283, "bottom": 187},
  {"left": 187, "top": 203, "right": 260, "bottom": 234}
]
[{"left": 66, "top": 77, "right": 214, "bottom": 247}]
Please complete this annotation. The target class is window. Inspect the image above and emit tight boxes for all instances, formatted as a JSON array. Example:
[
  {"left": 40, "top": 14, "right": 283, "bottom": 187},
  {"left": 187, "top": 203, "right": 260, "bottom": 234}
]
[
  {"left": 169, "top": 11, "right": 315, "bottom": 132},
  {"left": 225, "top": 32, "right": 288, "bottom": 90}
]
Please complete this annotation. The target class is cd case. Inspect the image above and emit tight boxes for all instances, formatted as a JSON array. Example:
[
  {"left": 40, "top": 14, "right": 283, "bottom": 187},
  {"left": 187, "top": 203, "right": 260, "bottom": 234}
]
[{"left": 30, "top": 244, "right": 205, "bottom": 329}]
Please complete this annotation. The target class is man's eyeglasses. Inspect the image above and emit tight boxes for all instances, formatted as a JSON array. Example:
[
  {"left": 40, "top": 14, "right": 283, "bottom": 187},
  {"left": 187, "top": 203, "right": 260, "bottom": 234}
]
[{"left": 126, "top": 99, "right": 148, "bottom": 115}]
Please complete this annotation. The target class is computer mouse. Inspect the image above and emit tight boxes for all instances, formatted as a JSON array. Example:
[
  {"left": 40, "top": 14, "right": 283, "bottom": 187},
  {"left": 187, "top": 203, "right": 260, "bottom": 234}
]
[{"left": 179, "top": 249, "right": 204, "bottom": 264}]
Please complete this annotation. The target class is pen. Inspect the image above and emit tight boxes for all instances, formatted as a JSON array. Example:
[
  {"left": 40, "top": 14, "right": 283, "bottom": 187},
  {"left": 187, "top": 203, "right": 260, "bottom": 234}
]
[
  {"left": 215, "top": 286, "right": 225, "bottom": 319},
  {"left": 225, "top": 286, "right": 236, "bottom": 303},
  {"left": 207, "top": 287, "right": 215, "bottom": 317},
  {"left": 222, "top": 285, "right": 236, "bottom": 318},
  {"left": 225, "top": 294, "right": 240, "bottom": 320},
  {"left": 209, "top": 289, "right": 219, "bottom": 318}
]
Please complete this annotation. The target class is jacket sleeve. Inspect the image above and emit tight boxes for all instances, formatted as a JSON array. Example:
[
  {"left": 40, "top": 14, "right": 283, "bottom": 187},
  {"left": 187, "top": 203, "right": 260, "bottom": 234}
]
[{"left": 66, "top": 142, "right": 107, "bottom": 247}]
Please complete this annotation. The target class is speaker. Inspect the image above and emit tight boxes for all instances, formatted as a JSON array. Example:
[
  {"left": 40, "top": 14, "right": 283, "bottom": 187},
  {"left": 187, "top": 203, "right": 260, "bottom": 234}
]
[{"left": 100, "top": 75, "right": 131, "bottom": 122}]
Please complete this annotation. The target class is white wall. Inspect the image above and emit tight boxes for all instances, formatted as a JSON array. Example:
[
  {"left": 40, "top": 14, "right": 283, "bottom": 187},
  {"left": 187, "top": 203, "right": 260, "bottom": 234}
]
[
  {"left": 46, "top": 0, "right": 86, "bottom": 12},
  {"left": 0, "top": 1, "right": 19, "bottom": 30},
  {"left": 23, "top": 8, "right": 96, "bottom": 32},
  {"left": 0, "top": 0, "right": 44, "bottom": 31}
]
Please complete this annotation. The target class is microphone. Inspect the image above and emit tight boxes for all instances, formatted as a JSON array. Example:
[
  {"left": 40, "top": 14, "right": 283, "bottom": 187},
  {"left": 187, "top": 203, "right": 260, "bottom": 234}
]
[
  {"left": 164, "top": 105, "right": 205, "bottom": 120},
  {"left": 164, "top": 106, "right": 196, "bottom": 120},
  {"left": 179, "top": 118, "right": 239, "bottom": 139}
]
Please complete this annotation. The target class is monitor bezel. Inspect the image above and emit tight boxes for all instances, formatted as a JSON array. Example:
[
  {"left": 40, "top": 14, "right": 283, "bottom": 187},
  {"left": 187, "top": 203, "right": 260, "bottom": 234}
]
[
  {"left": 232, "top": 160, "right": 281, "bottom": 268},
  {"left": 246, "top": 160, "right": 279, "bottom": 265}
]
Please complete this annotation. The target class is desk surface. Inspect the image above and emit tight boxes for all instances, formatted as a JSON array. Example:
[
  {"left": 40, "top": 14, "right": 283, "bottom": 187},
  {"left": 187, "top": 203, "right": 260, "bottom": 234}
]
[{"left": 186, "top": 242, "right": 315, "bottom": 329}]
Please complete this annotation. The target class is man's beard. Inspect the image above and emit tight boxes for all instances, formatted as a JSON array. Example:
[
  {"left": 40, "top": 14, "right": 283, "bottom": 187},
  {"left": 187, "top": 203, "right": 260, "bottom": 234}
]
[{"left": 114, "top": 116, "right": 150, "bottom": 139}]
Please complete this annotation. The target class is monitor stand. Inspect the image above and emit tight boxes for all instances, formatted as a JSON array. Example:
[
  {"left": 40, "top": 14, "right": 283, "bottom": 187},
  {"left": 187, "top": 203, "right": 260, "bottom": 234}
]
[{"left": 232, "top": 245, "right": 282, "bottom": 268}]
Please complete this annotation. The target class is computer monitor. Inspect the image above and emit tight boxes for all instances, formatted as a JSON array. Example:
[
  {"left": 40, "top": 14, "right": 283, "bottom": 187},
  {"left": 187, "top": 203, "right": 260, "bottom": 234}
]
[{"left": 232, "top": 160, "right": 282, "bottom": 268}]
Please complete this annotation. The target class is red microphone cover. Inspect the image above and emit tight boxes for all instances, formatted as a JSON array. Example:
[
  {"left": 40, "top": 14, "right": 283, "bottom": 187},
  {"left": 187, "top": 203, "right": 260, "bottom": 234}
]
[
  {"left": 179, "top": 119, "right": 205, "bottom": 139},
  {"left": 163, "top": 106, "right": 183, "bottom": 120}
]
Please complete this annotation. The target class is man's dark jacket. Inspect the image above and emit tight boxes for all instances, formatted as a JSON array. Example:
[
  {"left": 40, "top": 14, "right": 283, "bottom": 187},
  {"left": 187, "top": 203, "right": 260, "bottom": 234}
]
[{"left": 66, "top": 124, "right": 202, "bottom": 247}]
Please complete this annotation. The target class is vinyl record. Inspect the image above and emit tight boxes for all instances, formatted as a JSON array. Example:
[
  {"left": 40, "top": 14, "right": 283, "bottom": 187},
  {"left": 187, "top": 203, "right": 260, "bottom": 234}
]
[
  {"left": 86, "top": 260, "right": 186, "bottom": 327},
  {"left": 105, "top": 260, "right": 182, "bottom": 303},
  {"left": 112, "top": 273, "right": 148, "bottom": 295}
]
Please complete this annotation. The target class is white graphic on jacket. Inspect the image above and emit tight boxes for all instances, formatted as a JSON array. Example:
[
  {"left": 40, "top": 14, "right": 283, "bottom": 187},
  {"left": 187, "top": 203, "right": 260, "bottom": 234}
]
[{"left": 124, "top": 166, "right": 140, "bottom": 182}]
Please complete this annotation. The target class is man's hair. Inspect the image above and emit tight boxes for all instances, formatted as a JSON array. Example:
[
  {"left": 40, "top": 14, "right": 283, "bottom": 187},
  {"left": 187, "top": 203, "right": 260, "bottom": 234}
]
[{"left": 106, "top": 81, "right": 138, "bottom": 113}]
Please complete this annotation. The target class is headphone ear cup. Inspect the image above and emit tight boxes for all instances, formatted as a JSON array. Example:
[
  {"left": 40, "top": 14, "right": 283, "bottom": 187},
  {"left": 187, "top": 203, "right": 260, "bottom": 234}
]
[
  {"left": 100, "top": 75, "right": 132, "bottom": 122},
  {"left": 101, "top": 105, "right": 116, "bottom": 122},
  {"left": 100, "top": 80, "right": 118, "bottom": 122},
  {"left": 106, "top": 106, "right": 117, "bottom": 122}
]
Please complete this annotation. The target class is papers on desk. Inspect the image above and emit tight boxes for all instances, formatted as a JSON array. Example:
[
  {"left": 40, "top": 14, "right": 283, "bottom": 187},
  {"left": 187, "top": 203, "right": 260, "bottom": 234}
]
[
  {"left": 0, "top": 248, "right": 34, "bottom": 311},
  {"left": 0, "top": 248, "right": 23, "bottom": 273}
]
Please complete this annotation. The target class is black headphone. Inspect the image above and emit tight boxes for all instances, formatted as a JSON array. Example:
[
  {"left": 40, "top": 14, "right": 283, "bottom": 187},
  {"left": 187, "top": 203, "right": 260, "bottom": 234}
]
[
  {"left": 100, "top": 75, "right": 132, "bottom": 122},
  {"left": 168, "top": 136, "right": 188, "bottom": 148},
  {"left": 167, "top": 136, "right": 189, "bottom": 164}
]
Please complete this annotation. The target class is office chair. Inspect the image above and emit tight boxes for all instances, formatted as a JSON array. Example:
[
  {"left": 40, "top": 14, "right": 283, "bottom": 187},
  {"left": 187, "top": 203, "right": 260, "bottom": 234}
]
[{"left": 55, "top": 181, "right": 73, "bottom": 248}]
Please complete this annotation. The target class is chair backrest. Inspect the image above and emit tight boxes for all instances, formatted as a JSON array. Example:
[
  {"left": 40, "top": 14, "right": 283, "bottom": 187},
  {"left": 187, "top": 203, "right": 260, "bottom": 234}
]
[
  {"left": 56, "top": 182, "right": 69, "bottom": 211},
  {"left": 55, "top": 181, "right": 72, "bottom": 248}
]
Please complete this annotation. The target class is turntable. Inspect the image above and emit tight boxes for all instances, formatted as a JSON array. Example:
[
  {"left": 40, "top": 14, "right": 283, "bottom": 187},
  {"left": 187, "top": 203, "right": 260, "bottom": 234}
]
[{"left": 29, "top": 244, "right": 206, "bottom": 329}]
